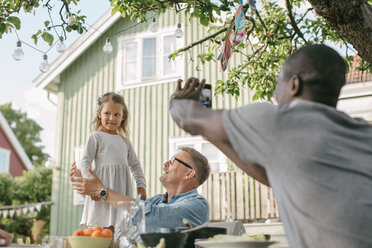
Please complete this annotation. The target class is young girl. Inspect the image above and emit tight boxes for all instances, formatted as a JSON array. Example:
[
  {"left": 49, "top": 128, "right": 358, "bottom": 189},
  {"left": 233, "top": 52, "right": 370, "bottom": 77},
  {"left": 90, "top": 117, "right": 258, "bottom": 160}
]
[{"left": 79, "top": 92, "right": 146, "bottom": 229}]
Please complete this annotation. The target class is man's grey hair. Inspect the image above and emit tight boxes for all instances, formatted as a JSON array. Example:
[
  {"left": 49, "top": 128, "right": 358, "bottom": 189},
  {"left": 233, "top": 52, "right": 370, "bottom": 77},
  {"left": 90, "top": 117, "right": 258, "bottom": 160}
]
[{"left": 180, "top": 147, "right": 210, "bottom": 185}]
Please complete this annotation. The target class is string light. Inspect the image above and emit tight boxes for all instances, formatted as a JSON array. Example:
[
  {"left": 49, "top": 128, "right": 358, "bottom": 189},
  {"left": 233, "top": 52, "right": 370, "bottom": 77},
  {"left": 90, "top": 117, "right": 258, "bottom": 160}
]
[
  {"left": 175, "top": 23, "right": 184, "bottom": 38},
  {"left": 12, "top": 40, "right": 24, "bottom": 61},
  {"left": 39, "top": 54, "right": 50, "bottom": 73},
  {"left": 149, "top": 17, "right": 159, "bottom": 33},
  {"left": 103, "top": 38, "right": 113, "bottom": 54},
  {"left": 11, "top": 13, "right": 156, "bottom": 70},
  {"left": 56, "top": 36, "right": 66, "bottom": 53}
]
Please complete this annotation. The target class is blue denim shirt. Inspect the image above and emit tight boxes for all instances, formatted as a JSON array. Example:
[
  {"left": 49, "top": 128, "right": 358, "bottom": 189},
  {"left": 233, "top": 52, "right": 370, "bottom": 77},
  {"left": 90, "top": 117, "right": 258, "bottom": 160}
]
[{"left": 144, "top": 189, "right": 210, "bottom": 232}]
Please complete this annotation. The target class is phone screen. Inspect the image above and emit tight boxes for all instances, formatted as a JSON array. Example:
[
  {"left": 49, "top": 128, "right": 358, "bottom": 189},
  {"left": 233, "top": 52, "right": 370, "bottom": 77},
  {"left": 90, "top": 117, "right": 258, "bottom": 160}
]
[{"left": 200, "top": 84, "right": 212, "bottom": 108}]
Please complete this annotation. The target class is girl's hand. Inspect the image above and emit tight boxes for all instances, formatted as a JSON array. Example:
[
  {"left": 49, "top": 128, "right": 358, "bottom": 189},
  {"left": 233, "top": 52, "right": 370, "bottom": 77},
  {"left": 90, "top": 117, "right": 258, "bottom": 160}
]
[
  {"left": 137, "top": 187, "right": 147, "bottom": 200},
  {"left": 91, "top": 196, "right": 100, "bottom": 201}
]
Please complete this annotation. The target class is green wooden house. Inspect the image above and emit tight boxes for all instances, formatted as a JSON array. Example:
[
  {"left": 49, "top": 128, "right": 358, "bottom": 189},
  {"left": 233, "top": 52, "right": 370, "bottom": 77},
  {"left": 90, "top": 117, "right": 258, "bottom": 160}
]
[{"left": 33, "top": 9, "right": 255, "bottom": 236}]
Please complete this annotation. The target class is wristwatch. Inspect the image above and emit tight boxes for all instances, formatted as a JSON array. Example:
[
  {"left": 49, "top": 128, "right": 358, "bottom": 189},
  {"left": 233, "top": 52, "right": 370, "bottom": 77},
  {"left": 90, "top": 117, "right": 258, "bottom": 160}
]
[{"left": 99, "top": 186, "right": 109, "bottom": 200}]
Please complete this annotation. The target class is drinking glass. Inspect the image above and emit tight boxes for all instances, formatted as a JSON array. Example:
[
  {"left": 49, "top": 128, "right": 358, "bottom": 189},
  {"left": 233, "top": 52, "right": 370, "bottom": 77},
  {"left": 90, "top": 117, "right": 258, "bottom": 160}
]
[{"left": 114, "top": 200, "right": 145, "bottom": 248}]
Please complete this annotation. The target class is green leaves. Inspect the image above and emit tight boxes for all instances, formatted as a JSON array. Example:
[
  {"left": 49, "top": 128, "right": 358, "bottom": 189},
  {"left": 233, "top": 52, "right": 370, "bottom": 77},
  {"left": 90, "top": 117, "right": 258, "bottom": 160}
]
[
  {"left": 31, "top": 30, "right": 41, "bottom": 44},
  {"left": 0, "top": 167, "right": 52, "bottom": 239},
  {"left": 7, "top": 16, "right": 21, "bottom": 29},
  {"left": 41, "top": 31, "right": 54, "bottom": 46}
]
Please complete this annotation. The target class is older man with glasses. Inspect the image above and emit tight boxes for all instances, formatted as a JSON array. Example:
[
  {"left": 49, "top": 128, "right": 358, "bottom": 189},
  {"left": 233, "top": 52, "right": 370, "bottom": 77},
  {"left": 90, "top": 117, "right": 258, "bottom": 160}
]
[{"left": 71, "top": 147, "right": 211, "bottom": 232}]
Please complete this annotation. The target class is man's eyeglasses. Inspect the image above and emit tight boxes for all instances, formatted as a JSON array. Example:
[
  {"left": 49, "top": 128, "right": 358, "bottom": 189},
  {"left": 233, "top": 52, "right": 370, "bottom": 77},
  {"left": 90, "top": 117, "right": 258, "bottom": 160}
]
[{"left": 170, "top": 156, "right": 193, "bottom": 169}]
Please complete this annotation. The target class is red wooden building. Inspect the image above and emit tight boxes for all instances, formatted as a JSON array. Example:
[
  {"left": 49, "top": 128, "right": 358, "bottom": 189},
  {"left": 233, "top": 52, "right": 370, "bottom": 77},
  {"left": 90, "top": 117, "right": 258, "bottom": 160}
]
[{"left": 0, "top": 112, "right": 32, "bottom": 177}]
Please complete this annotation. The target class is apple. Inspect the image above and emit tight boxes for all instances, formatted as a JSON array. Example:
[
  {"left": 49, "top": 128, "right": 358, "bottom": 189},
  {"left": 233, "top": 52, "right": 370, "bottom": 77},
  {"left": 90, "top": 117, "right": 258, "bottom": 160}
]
[{"left": 73, "top": 229, "right": 85, "bottom": 236}]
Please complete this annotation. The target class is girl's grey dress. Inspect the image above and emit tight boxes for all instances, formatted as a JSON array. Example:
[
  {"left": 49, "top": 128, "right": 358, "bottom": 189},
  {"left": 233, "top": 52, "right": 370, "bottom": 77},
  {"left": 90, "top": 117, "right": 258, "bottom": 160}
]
[{"left": 79, "top": 131, "right": 146, "bottom": 227}]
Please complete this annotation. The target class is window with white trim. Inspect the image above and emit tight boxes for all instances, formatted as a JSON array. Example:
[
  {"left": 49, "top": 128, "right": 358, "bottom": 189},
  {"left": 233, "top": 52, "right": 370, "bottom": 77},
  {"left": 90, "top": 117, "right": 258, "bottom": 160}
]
[
  {"left": 116, "top": 26, "right": 184, "bottom": 90},
  {"left": 169, "top": 136, "right": 227, "bottom": 173},
  {"left": 0, "top": 147, "right": 10, "bottom": 173}
]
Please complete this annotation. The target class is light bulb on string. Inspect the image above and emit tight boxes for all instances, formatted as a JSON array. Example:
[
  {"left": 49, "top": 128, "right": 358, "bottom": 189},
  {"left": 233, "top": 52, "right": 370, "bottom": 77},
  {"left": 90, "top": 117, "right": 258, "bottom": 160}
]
[
  {"left": 67, "top": 13, "right": 75, "bottom": 26},
  {"left": 56, "top": 37, "right": 66, "bottom": 53},
  {"left": 175, "top": 23, "right": 183, "bottom": 38},
  {"left": 39, "top": 54, "right": 50, "bottom": 73},
  {"left": 103, "top": 38, "right": 113, "bottom": 54},
  {"left": 12, "top": 40, "right": 24, "bottom": 61},
  {"left": 149, "top": 18, "right": 159, "bottom": 33}
]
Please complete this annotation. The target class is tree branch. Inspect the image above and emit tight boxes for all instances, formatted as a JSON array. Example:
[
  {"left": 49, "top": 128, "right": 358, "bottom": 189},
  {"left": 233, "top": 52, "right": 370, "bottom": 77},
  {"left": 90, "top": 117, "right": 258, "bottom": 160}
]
[
  {"left": 255, "top": 10, "right": 269, "bottom": 36},
  {"left": 296, "top": 7, "right": 313, "bottom": 24},
  {"left": 285, "top": 0, "right": 308, "bottom": 43},
  {"left": 169, "top": 26, "right": 228, "bottom": 59}
]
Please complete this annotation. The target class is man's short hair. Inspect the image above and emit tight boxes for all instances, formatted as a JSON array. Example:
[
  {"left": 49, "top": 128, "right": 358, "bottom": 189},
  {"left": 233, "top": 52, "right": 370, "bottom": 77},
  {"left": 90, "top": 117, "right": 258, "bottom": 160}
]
[
  {"left": 180, "top": 147, "right": 210, "bottom": 185},
  {"left": 282, "top": 44, "right": 346, "bottom": 106}
]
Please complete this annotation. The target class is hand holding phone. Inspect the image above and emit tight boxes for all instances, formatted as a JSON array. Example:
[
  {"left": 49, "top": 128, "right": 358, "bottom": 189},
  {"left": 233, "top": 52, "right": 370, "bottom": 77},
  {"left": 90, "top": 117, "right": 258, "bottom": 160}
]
[{"left": 200, "top": 84, "right": 212, "bottom": 108}]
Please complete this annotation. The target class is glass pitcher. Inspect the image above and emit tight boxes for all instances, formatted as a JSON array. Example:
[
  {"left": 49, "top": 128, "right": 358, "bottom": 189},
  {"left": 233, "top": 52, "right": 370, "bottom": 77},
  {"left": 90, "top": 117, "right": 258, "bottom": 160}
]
[{"left": 114, "top": 200, "right": 145, "bottom": 248}]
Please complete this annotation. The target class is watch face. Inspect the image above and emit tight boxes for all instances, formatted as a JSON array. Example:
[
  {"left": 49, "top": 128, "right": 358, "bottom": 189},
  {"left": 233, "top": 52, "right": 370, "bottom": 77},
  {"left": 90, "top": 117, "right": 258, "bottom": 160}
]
[{"left": 100, "top": 189, "right": 107, "bottom": 197}]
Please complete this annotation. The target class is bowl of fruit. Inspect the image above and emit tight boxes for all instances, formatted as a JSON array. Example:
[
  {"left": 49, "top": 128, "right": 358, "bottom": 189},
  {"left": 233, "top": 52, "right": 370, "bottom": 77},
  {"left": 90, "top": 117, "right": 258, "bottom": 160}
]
[{"left": 68, "top": 226, "right": 113, "bottom": 248}]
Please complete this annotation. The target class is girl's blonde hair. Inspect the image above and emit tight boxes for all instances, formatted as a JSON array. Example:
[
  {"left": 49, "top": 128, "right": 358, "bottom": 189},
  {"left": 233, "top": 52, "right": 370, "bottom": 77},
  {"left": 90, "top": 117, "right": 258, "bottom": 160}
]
[{"left": 90, "top": 92, "right": 129, "bottom": 138}]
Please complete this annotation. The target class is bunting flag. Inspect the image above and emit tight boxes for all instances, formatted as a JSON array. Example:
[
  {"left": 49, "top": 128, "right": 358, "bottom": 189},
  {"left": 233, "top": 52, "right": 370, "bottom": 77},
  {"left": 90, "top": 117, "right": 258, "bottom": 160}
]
[
  {"left": 233, "top": 0, "right": 247, "bottom": 45},
  {"left": 16, "top": 209, "right": 22, "bottom": 217},
  {"left": 218, "top": 0, "right": 252, "bottom": 71},
  {"left": 0, "top": 201, "right": 53, "bottom": 219},
  {"left": 9, "top": 209, "right": 15, "bottom": 218},
  {"left": 35, "top": 204, "right": 42, "bottom": 212},
  {"left": 22, "top": 207, "right": 28, "bottom": 215}
]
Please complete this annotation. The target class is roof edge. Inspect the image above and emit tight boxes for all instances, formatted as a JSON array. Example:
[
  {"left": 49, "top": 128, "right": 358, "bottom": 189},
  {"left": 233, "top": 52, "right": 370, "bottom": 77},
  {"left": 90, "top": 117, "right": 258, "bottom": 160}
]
[
  {"left": 33, "top": 9, "right": 121, "bottom": 90},
  {"left": 0, "top": 112, "right": 33, "bottom": 170}
]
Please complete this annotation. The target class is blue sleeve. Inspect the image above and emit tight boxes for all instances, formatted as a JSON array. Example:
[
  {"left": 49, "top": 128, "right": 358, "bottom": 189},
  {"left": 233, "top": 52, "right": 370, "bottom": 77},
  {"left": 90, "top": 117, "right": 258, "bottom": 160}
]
[{"left": 145, "top": 197, "right": 210, "bottom": 230}]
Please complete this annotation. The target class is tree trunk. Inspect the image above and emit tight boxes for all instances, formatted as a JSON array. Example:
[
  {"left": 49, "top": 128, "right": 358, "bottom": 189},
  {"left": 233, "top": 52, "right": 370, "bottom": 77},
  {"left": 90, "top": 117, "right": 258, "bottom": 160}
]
[
  {"left": 32, "top": 219, "right": 46, "bottom": 244},
  {"left": 307, "top": 0, "right": 372, "bottom": 64}
]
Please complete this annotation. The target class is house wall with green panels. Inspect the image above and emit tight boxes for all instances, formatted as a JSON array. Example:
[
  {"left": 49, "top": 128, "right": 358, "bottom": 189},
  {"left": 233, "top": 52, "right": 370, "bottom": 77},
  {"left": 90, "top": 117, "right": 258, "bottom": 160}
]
[{"left": 50, "top": 10, "right": 253, "bottom": 236}]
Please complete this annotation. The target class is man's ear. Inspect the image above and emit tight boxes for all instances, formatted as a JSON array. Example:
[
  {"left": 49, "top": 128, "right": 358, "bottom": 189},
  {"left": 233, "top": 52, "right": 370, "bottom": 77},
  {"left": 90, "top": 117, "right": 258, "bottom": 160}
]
[
  {"left": 289, "top": 75, "right": 303, "bottom": 97},
  {"left": 185, "top": 169, "right": 196, "bottom": 180}
]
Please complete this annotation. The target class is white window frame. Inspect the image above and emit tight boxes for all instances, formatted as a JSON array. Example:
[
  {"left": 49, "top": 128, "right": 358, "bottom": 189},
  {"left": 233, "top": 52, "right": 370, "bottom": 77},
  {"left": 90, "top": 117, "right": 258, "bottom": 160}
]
[
  {"left": 169, "top": 136, "right": 227, "bottom": 172},
  {"left": 0, "top": 147, "right": 11, "bottom": 173},
  {"left": 116, "top": 25, "right": 185, "bottom": 90}
]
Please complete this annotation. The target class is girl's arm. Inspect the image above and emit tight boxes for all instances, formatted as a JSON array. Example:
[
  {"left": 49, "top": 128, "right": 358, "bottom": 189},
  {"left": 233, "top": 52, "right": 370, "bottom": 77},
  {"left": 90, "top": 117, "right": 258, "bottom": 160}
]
[
  {"left": 80, "top": 133, "right": 99, "bottom": 178},
  {"left": 79, "top": 133, "right": 100, "bottom": 200},
  {"left": 126, "top": 140, "right": 147, "bottom": 199}
]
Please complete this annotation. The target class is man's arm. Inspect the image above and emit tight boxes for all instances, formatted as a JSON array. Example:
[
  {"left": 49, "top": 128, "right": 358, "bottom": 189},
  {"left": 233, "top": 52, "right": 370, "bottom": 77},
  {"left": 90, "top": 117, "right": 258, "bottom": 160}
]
[
  {"left": 170, "top": 78, "right": 269, "bottom": 185},
  {"left": 71, "top": 167, "right": 134, "bottom": 208}
]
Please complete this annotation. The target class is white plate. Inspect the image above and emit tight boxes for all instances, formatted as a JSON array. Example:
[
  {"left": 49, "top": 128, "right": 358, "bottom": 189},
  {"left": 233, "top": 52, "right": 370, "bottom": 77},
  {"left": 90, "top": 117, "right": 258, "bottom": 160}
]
[{"left": 194, "top": 240, "right": 277, "bottom": 248}]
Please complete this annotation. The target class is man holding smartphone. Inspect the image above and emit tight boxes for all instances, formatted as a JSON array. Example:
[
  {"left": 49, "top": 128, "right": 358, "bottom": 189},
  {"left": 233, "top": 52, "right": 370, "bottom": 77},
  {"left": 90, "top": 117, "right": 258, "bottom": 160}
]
[{"left": 169, "top": 44, "right": 372, "bottom": 248}]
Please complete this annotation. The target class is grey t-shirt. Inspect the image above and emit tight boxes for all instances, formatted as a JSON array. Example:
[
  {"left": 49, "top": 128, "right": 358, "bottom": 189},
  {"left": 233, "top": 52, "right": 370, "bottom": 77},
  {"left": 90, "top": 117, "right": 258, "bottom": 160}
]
[{"left": 222, "top": 99, "right": 372, "bottom": 248}]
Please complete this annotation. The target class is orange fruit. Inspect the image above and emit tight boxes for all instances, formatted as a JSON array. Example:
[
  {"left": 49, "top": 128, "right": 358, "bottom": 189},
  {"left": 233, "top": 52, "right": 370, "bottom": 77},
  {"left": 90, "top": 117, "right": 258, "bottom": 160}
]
[
  {"left": 91, "top": 230, "right": 104, "bottom": 238},
  {"left": 73, "top": 229, "right": 85, "bottom": 236},
  {"left": 83, "top": 228, "right": 94, "bottom": 236},
  {"left": 92, "top": 225, "right": 103, "bottom": 232},
  {"left": 102, "top": 229, "right": 113, "bottom": 238}
]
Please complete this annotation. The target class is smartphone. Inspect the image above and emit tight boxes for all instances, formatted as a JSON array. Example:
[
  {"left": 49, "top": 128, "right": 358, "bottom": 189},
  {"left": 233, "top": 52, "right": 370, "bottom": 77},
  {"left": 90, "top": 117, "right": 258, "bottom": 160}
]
[{"left": 200, "top": 84, "right": 212, "bottom": 108}]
